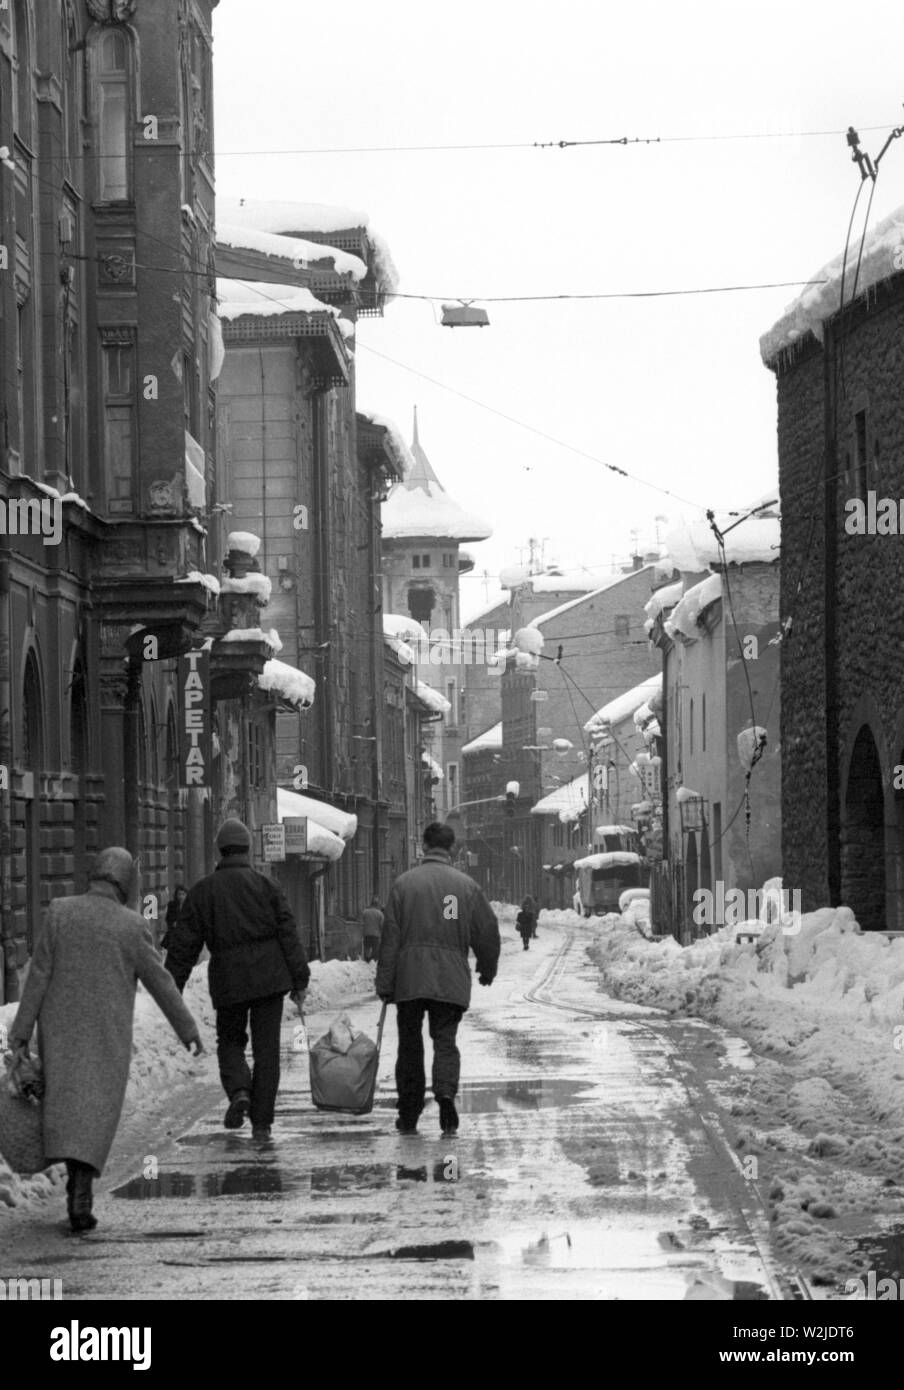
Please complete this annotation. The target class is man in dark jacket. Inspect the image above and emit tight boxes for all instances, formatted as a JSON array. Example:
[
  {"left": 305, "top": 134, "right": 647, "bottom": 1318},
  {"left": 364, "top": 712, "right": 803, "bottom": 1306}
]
[
  {"left": 165, "top": 819, "right": 310, "bottom": 1140},
  {"left": 376, "top": 822, "right": 500, "bottom": 1136}
]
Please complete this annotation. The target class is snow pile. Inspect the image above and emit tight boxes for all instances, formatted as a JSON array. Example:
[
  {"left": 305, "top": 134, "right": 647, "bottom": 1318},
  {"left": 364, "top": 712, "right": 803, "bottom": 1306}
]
[
  {"left": 664, "top": 573, "right": 722, "bottom": 642},
  {"left": 414, "top": 680, "right": 451, "bottom": 715},
  {"left": 216, "top": 196, "right": 400, "bottom": 298},
  {"left": 381, "top": 481, "right": 492, "bottom": 542},
  {"left": 358, "top": 410, "right": 415, "bottom": 479},
  {"left": 220, "top": 573, "right": 272, "bottom": 604},
  {"left": 227, "top": 531, "right": 261, "bottom": 557},
  {"left": 585, "top": 674, "right": 662, "bottom": 737},
  {"left": 761, "top": 203, "right": 904, "bottom": 364},
  {"left": 422, "top": 752, "right": 444, "bottom": 781},
  {"left": 644, "top": 580, "right": 683, "bottom": 623},
  {"left": 218, "top": 627, "right": 282, "bottom": 650},
  {"left": 32, "top": 482, "right": 91, "bottom": 511},
  {"left": 514, "top": 626, "right": 544, "bottom": 656},
  {"left": 176, "top": 571, "right": 221, "bottom": 597},
  {"left": 217, "top": 221, "right": 367, "bottom": 282},
  {"left": 258, "top": 658, "right": 315, "bottom": 709},
  {"left": 217, "top": 277, "right": 348, "bottom": 327},
  {"left": 303, "top": 959, "right": 377, "bottom": 1013}
]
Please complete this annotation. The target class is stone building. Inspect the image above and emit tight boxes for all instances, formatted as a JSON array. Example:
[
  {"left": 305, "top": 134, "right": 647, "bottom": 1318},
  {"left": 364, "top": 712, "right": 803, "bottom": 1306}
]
[
  {"left": 213, "top": 200, "right": 402, "bottom": 936},
  {"left": 499, "top": 564, "right": 661, "bottom": 903},
  {"left": 760, "top": 206, "right": 904, "bottom": 931},
  {"left": 0, "top": 0, "right": 220, "bottom": 1000},
  {"left": 381, "top": 410, "right": 492, "bottom": 818},
  {"left": 645, "top": 514, "right": 781, "bottom": 942}
]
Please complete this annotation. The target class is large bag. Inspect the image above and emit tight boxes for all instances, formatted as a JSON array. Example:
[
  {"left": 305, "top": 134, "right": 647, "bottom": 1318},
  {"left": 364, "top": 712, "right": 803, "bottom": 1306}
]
[
  {"left": 307, "top": 1005, "right": 387, "bottom": 1115},
  {"left": 0, "top": 1051, "right": 48, "bottom": 1175}
]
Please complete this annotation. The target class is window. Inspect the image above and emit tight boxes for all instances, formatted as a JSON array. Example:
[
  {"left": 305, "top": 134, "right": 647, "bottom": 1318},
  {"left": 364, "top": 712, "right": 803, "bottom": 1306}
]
[
  {"left": 421, "top": 554, "right": 431, "bottom": 568},
  {"left": 446, "top": 762, "right": 458, "bottom": 810},
  {"left": 12, "top": 0, "right": 33, "bottom": 144},
  {"left": 102, "top": 339, "right": 136, "bottom": 513},
  {"left": 63, "top": 5, "right": 84, "bottom": 187},
  {"left": 445, "top": 679, "right": 457, "bottom": 726},
  {"left": 615, "top": 614, "right": 630, "bottom": 637},
  {"left": 412, "top": 555, "right": 421, "bottom": 570},
  {"left": 702, "top": 692, "right": 706, "bottom": 752},
  {"left": 689, "top": 697, "right": 694, "bottom": 756},
  {"left": 95, "top": 30, "right": 131, "bottom": 202},
  {"left": 14, "top": 301, "right": 28, "bottom": 474}
]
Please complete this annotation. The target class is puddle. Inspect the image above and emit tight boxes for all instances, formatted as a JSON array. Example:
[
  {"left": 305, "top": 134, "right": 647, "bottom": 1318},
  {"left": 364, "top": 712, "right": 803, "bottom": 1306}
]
[
  {"left": 113, "top": 1168, "right": 285, "bottom": 1199},
  {"left": 457, "top": 1077, "right": 595, "bottom": 1114},
  {"left": 716, "top": 1036, "right": 755, "bottom": 1073},
  {"left": 387, "top": 1241, "right": 475, "bottom": 1261},
  {"left": 114, "top": 1161, "right": 460, "bottom": 1200}
]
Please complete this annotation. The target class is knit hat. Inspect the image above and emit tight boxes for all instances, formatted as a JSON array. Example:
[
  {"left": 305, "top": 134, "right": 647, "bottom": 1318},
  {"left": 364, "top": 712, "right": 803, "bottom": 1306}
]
[
  {"left": 90, "top": 847, "right": 135, "bottom": 898},
  {"left": 216, "top": 818, "right": 251, "bottom": 852}
]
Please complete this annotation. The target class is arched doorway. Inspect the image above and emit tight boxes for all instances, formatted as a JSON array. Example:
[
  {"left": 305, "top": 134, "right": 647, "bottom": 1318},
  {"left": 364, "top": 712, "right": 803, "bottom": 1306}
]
[
  {"left": 684, "top": 832, "right": 699, "bottom": 936},
  {"left": 842, "top": 724, "right": 886, "bottom": 931}
]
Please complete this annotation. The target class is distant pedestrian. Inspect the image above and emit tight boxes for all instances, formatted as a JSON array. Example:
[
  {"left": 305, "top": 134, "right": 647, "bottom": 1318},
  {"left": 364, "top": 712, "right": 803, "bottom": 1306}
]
[
  {"left": 165, "top": 819, "right": 310, "bottom": 1142},
  {"left": 362, "top": 897, "right": 384, "bottom": 963},
  {"left": 516, "top": 907, "right": 533, "bottom": 950},
  {"left": 521, "top": 895, "right": 538, "bottom": 939},
  {"left": 160, "top": 885, "right": 187, "bottom": 952},
  {"left": 376, "top": 822, "right": 500, "bottom": 1136},
  {"left": 8, "top": 847, "right": 203, "bottom": 1234}
]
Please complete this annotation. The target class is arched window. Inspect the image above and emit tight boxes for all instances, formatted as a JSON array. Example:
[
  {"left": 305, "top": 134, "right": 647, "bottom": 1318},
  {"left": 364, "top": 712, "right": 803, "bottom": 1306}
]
[
  {"left": 21, "top": 656, "right": 44, "bottom": 953},
  {"left": 62, "top": 4, "right": 85, "bottom": 187},
  {"left": 93, "top": 28, "right": 131, "bottom": 202}
]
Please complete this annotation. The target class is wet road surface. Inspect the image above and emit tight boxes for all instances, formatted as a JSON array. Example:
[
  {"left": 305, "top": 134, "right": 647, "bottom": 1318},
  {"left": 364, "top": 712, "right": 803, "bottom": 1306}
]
[{"left": 0, "top": 918, "right": 800, "bottom": 1300}]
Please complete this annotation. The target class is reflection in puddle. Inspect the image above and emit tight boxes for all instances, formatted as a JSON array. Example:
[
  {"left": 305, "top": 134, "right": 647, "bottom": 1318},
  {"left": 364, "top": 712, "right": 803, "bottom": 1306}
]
[
  {"left": 388, "top": 1241, "right": 475, "bottom": 1261},
  {"left": 114, "top": 1160, "right": 459, "bottom": 1200},
  {"left": 458, "top": 1077, "right": 594, "bottom": 1115}
]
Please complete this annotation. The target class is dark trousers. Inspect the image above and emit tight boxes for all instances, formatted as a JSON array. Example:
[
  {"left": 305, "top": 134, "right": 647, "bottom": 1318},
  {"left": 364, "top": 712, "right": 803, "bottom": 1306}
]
[
  {"left": 395, "top": 998, "right": 464, "bottom": 1118},
  {"left": 216, "top": 993, "right": 285, "bottom": 1127},
  {"left": 363, "top": 935, "right": 380, "bottom": 962}
]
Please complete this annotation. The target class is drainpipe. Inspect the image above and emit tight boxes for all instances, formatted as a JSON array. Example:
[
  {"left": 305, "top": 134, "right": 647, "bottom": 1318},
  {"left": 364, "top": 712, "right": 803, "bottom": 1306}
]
[{"left": 0, "top": 547, "right": 15, "bottom": 1001}]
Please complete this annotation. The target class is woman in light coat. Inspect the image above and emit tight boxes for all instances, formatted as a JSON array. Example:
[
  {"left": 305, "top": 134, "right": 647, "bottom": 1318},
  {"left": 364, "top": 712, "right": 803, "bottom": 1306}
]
[{"left": 9, "top": 847, "right": 203, "bottom": 1233}]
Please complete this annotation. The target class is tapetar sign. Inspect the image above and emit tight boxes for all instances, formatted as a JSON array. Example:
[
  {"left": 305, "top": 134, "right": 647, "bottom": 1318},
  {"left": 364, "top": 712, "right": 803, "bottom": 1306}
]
[{"left": 178, "top": 649, "right": 212, "bottom": 786}]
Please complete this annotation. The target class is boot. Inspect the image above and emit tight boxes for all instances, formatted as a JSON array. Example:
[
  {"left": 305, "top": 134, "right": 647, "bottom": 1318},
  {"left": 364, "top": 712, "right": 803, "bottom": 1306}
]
[
  {"left": 438, "top": 1097, "right": 459, "bottom": 1136},
  {"left": 67, "top": 1161, "right": 97, "bottom": 1234},
  {"left": 224, "top": 1089, "right": 251, "bottom": 1129}
]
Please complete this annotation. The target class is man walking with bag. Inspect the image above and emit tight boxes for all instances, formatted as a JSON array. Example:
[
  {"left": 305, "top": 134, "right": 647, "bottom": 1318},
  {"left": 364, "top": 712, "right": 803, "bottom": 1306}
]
[
  {"left": 165, "top": 819, "right": 310, "bottom": 1141},
  {"left": 376, "top": 822, "right": 500, "bottom": 1137}
]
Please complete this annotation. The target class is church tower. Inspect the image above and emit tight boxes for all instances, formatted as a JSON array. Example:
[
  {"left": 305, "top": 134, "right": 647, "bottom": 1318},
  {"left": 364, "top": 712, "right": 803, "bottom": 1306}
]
[{"left": 381, "top": 409, "right": 492, "bottom": 817}]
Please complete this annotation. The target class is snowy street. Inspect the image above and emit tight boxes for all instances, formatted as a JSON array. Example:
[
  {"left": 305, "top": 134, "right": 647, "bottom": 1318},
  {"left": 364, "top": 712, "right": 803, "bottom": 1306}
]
[{"left": 1, "top": 912, "right": 805, "bottom": 1301}]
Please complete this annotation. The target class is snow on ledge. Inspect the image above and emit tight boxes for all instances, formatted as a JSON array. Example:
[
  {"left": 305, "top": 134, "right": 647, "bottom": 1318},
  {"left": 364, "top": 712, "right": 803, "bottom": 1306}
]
[
  {"left": 227, "top": 531, "right": 261, "bottom": 557},
  {"left": 258, "top": 658, "right": 315, "bottom": 709}
]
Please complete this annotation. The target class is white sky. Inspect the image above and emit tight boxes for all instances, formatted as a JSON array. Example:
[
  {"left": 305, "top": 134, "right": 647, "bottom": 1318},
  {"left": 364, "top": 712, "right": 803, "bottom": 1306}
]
[{"left": 212, "top": 0, "right": 904, "bottom": 620}]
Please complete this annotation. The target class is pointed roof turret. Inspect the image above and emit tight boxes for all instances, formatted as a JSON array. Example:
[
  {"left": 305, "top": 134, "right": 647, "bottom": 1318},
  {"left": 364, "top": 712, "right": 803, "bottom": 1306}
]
[{"left": 381, "top": 408, "right": 492, "bottom": 543}]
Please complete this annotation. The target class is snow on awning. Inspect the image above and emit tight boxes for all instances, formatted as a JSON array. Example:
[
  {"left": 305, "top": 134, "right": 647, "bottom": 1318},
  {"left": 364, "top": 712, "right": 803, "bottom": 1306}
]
[
  {"left": 358, "top": 410, "right": 415, "bottom": 480},
  {"left": 258, "top": 658, "right": 315, "bottom": 709},
  {"left": 277, "top": 787, "right": 357, "bottom": 841},
  {"left": 664, "top": 574, "right": 722, "bottom": 644},
  {"left": 413, "top": 680, "right": 451, "bottom": 715},
  {"left": 462, "top": 721, "right": 502, "bottom": 755},
  {"left": 531, "top": 772, "right": 589, "bottom": 821},
  {"left": 276, "top": 788, "right": 346, "bottom": 862},
  {"left": 584, "top": 674, "right": 662, "bottom": 736},
  {"left": 573, "top": 851, "right": 643, "bottom": 870},
  {"left": 217, "top": 221, "right": 367, "bottom": 282}
]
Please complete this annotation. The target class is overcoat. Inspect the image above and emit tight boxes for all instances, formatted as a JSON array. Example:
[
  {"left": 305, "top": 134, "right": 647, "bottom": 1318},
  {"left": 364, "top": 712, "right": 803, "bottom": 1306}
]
[{"left": 9, "top": 883, "right": 199, "bottom": 1173}]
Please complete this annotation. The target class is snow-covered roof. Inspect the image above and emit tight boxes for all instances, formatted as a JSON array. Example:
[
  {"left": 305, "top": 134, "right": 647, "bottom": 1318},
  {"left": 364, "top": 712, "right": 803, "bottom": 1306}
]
[
  {"left": 358, "top": 410, "right": 414, "bottom": 480},
  {"left": 531, "top": 772, "right": 589, "bottom": 822},
  {"left": 664, "top": 514, "right": 780, "bottom": 571},
  {"left": 216, "top": 221, "right": 367, "bottom": 282},
  {"left": 381, "top": 410, "right": 492, "bottom": 543},
  {"left": 258, "top": 658, "right": 315, "bottom": 709},
  {"left": 276, "top": 787, "right": 351, "bottom": 861},
  {"left": 413, "top": 680, "right": 451, "bottom": 715},
  {"left": 462, "top": 721, "right": 502, "bottom": 755},
  {"left": 217, "top": 277, "right": 345, "bottom": 324},
  {"left": 277, "top": 786, "right": 357, "bottom": 840},
  {"left": 584, "top": 673, "right": 662, "bottom": 735},
  {"left": 761, "top": 203, "right": 904, "bottom": 365},
  {"left": 501, "top": 563, "right": 604, "bottom": 594},
  {"left": 573, "top": 851, "right": 643, "bottom": 870},
  {"left": 217, "top": 196, "right": 399, "bottom": 297},
  {"left": 664, "top": 573, "right": 723, "bottom": 643},
  {"left": 529, "top": 566, "right": 655, "bottom": 630},
  {"left": 643, "top": 580, "right": 683, "bottom": 622}
]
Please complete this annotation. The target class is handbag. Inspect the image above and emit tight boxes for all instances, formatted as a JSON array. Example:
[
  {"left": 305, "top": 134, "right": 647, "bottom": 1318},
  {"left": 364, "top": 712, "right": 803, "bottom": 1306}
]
[{"left": 0, "top": 1050, "right": 48, "bottom": 1175}]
